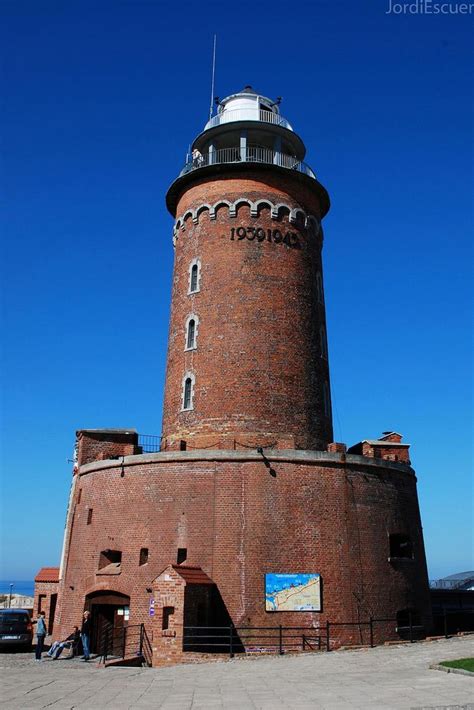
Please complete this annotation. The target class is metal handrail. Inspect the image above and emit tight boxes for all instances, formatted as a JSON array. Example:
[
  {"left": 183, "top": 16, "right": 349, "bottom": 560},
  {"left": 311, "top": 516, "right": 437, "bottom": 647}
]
[
  {"left": 138, "top": 434, "right": 162, "bottom": 454},
  {"left": 99, "top": 623, "right": 146, "bottom": 664},
  {"left": 179, "top": 145, "right": 315, "bottom": 179},
  {"left": 205, "top": 109, "right": 292, "bottom": 131}
]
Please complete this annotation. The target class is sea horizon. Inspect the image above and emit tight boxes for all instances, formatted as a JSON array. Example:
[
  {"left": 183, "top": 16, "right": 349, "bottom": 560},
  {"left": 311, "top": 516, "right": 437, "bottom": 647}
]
[{"left": 0, "top": 580, "right": 35, "bottom": 596}]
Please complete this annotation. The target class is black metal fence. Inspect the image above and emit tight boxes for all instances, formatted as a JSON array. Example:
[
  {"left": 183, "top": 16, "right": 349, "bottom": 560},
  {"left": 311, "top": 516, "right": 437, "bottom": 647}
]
[
  {"left": 183, "top": 609, "right": 472, "bottom": 659},
  {"left": 137, "top": 434, "right": 162, "bottom": 454},
  {"left": 434, "top": 608, "right": 474, "bottom": 637},
  {"left": 183, "top": 626, "right": 323, "bottom": 656}
]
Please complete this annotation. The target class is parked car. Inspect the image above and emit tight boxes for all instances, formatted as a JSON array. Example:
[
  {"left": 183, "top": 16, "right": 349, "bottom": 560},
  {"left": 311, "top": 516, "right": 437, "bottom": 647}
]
[{"left": 0, "top": 609, "right": 33, "bottom": 650}]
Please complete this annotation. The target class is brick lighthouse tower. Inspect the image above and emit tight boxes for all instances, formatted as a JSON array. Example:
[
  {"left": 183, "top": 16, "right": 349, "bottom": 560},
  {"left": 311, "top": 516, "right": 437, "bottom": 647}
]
[
  {"left": 163, "top": 86, "right": 332, "bottom": 452},
  {"left": 46, "top": 86, "right": 432, "bottom": 667}
]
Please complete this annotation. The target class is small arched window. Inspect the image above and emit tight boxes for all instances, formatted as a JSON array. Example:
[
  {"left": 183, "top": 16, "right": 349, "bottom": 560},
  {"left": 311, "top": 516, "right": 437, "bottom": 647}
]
[
  {"left": 182, "top": 373, "right": 195, "bottom": 411},
  {"left": 188, "top": 259, "right": 201, "bottom": 294},
  {"left": 320, "top": 325, "right": 328, "bottom": 359},
  {"left": 185, "top": 314, "right": 199, "bottom": 350},
  {"left": 187, "top": 319, "right": 196, "bottom": 349}
]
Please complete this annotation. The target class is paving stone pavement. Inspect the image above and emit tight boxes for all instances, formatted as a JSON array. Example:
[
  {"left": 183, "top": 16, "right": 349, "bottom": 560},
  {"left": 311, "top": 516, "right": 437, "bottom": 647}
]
[{"left": 0, "top": 636, "right": 473, "bottom": 709}]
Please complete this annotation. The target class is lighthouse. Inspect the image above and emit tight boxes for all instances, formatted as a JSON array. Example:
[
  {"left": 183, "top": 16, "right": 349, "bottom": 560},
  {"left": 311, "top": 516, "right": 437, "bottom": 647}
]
[
  {"left": 43, "top": 86, "right": 432, "bottom": 667},
  {"left": 163, "top": 86, "right": 333, "bottom": 452}
]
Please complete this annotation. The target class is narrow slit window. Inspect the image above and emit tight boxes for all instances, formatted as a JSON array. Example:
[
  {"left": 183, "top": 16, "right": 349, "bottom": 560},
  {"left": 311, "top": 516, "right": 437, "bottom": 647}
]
[
  {"left": 139, "top": 548, "right": 149, "bottom": 566},
  {"left": 182, "top": 375, "right": 194, "bottom": 411},
  {"left": 189, "top": 260, "right": 201, "bottom": 294},
  {"left": 87, "top": 508, "right": 93, "bottom": 525},
  {"left": 190, "top": 264, "right": 198, "bottom": 292},
  {"left": 177, "top": 548, "right": 187, "bottom": 564},
  {"left": 186, "top": 319, "right": 196, "bottom": 349},
  {"left": 77, "top": 488, "right": 82, "bottom": 504}
]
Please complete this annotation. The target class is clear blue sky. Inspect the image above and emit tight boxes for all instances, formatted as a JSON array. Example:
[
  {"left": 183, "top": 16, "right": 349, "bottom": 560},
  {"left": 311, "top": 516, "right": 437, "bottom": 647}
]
[{"left": 1, "top": 0, "right": 472, "bottom": 581}]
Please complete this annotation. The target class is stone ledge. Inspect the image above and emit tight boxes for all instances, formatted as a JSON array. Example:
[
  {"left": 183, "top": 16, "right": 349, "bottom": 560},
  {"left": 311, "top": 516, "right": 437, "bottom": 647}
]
[
  {"left": 78, "top": 449, "right": 415, "bottom": 477},
  {"left": 429, "top": 663, "right": 474, "bottom": 677}
]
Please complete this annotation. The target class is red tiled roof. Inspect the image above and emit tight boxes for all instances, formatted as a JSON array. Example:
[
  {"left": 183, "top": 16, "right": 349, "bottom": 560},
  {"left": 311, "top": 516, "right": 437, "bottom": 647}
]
[
  {"left": 172, "top": 565, "right": 214, "bottom": 585},
  {"left": 34, "top": 567, "right": 60, "bottom": 583}
]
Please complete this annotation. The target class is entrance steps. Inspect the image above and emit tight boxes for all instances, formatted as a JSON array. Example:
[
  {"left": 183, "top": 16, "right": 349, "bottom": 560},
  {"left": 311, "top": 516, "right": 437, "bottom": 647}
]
[{"left": 103, "top": 655, "right": 145, "bottom": 668}]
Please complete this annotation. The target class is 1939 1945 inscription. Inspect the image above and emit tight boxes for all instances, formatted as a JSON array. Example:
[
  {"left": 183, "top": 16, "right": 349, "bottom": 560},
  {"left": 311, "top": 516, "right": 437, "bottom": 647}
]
[{"left": 229, "top": 226, "right": 302, "bottom": 249}]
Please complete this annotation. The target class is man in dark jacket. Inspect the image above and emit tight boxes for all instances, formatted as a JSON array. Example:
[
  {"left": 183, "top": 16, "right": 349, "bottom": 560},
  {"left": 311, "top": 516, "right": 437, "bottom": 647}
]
[{"left": 80, "top": 611, "right": 91, "bottom": 661}]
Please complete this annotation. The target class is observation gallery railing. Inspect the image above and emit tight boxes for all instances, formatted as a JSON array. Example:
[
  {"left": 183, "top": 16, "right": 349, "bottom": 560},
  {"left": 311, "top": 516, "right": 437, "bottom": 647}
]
[
  {"left": 205, "top": 108, "right": 293, "bottom": 131},
  {"left": 179, "top": 145, "right": 316, "bottom": 179}
]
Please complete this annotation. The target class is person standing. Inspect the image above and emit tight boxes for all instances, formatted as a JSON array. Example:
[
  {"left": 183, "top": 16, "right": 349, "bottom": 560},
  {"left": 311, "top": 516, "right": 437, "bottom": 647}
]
[
  {"left": 80, "top": 610, "right": 91, "bottom": 661},
  {"left": 33, "top": 611, "right": 47, "bottom": 661}
]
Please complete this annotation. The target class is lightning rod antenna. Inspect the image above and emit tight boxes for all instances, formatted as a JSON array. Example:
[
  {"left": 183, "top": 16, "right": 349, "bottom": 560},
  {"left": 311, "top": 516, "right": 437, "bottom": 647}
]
[{"left": 209, "top": 34, "right": 217, "bottom": 120}]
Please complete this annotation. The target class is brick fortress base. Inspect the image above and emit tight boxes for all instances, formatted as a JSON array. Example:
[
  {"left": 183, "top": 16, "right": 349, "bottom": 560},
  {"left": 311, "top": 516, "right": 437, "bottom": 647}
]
[{"left": 51, "top": 430, "right": 432, "bottom": 666}]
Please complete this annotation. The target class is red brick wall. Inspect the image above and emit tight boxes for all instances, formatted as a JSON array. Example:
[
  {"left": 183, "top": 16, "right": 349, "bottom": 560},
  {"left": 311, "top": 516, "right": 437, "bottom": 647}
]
[
  {"left": 54, "top": 454, "right": 432, "bottom": 654},
  {"left": 33, "top": 581, "right": 59, "bottom": 635},
  {"left": 361, "top": 443, "right": 410, "bottom": 464},
  {"left": 76, "top": 431, "right": 139, "bottom": 466},
  {"left": 161, "top": 170, "right": 333, "bottom": 451}
]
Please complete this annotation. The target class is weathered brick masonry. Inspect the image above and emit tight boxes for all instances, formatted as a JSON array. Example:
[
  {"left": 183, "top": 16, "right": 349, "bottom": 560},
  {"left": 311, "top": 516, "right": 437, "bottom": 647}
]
[
  {"left": 41, "top": 87, "right": 432, "bottom": 664},
  {"left": 54, "top": 450, "right": 431, "bottom": 650},
  {"left": 33, "top": 567, "right": 59, "bottom": 635},
  {"left": 162, "top": 172, "right": 332, "bottom": 452}
]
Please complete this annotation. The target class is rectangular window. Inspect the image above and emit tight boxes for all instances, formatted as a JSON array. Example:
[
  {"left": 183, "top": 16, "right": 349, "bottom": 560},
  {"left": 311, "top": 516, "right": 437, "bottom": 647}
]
[
  {"left": 162, "top": 606, "right": 174, "bottom": 630},
  {"left": 77, "top": 488, "right": 82, "bottom": 504},
  {"left": 139, "top": 548, "right": 149, "bottom": 566},
  {"left": 38, "top": 594, "right": 46, "bottom": 614},
  {"left": 177, "top": 548, "right": 187, "bottom": 565},
  {"left": 87, "top": 508, "right": 93, "bottom": 525}
]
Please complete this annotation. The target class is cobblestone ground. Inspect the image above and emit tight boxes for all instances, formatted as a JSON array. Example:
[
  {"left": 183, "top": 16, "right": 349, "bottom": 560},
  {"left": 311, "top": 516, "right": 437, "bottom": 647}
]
[{"left": 0, "top": 636, "right": 473, "bottom": 709}]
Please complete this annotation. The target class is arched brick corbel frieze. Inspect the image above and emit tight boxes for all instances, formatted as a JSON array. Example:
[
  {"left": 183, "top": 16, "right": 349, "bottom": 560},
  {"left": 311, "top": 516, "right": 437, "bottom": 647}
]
[{"left": 173, "top": 199, "right": 321, "bottom": 244}]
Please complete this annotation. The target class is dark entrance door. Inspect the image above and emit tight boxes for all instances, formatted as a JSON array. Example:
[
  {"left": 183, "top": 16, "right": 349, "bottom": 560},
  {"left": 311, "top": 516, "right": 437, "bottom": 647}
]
[
  {"left": 48, "top": 593, "right": 57, "bottom": 635},
  {"left": 84, "top": 591, "right": 130, "bottom": 655}
]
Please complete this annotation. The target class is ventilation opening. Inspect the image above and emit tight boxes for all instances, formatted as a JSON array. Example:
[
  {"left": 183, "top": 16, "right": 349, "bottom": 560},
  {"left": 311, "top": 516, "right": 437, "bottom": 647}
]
[
  {"left": 87, "top": 508, "right": 93, "bottom": 525},
  {"left": 389, "top": 534, "right": 414, "bottom": 559},
  {"left": 177, "top": 548, "right": 187, "bottom": 565},
  {"left": 98, "top": 549, "right": 122, "bottom": 574},
  {"left": 139, "top": 548, "right": 149, "bottom": 566},
  {"left": 162, "top": 606, "right": 174, "bottom": 630}
]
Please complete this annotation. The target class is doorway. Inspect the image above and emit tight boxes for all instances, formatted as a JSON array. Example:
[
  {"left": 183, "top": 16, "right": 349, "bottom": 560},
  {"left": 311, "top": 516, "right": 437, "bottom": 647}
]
[
  {"left": 85, "top": 591, "right": 130, "bottom": 655},
  {"left": 48, "top": 593, "right": 57, "bottom": 635}
]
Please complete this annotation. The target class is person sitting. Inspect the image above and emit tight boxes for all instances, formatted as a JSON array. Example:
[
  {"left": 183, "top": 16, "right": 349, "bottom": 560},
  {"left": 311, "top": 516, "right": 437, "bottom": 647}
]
[{"left": 47, "top": 627, "right": 80, "bottom": 659}]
